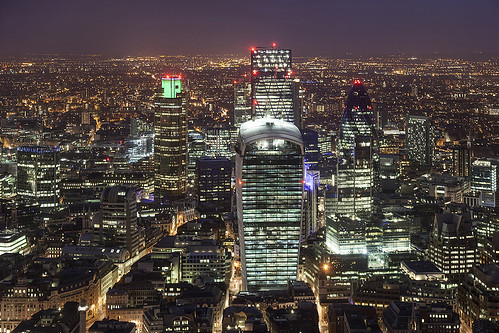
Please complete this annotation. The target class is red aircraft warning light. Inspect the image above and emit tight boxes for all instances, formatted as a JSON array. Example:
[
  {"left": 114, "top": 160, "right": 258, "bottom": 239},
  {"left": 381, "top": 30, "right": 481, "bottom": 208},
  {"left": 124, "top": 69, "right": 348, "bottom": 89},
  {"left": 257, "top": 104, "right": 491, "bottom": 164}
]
[
  {"left": 272, "top": 42, "right": 277, "bottom": 48},
  {"left": 354, "top": 79, "right": 362, "bottom": 85}
]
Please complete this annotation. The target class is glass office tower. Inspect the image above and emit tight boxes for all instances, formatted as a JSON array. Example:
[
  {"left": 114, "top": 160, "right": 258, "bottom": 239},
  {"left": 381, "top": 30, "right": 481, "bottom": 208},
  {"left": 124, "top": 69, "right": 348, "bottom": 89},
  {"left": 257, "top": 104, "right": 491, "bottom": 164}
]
[
  {"left": 471, "top": 158, "right": 499, "bottom": 207},
  {"left": 17, "top": 145, "right": 61, "bottom": 208},
  {"left": 154, "top": 76, "right": 188, "bottom": 202},
  {"left": 236, "top": 118, "right": 304, "bottom": 291},
  {"left": 251, "top": 46, "right": 301, "bottom": 128},
  {"left": 406, "top": 115, "right": 435, "bottom": 167},
  {"left": 336, "top": 81, "right": 377, "bottom": 217}
]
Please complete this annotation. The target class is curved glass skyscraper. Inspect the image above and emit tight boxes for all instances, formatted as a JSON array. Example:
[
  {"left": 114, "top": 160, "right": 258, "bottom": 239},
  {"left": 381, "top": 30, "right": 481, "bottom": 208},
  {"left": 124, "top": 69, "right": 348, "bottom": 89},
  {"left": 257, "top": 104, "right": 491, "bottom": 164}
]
[
  {"left": 336, "top": 80, "right": 377, "bottom": 217},
  {"left": 236, "top": 118, "right": 304, "bottom": 291}
]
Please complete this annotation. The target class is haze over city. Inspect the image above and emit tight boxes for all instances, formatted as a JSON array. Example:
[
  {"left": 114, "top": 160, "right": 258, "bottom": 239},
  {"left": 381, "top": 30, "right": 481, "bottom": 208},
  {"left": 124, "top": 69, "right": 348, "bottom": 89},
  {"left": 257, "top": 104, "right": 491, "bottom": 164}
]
[{"left": 2, "top": 0, "right": 499, "bottom": 56}]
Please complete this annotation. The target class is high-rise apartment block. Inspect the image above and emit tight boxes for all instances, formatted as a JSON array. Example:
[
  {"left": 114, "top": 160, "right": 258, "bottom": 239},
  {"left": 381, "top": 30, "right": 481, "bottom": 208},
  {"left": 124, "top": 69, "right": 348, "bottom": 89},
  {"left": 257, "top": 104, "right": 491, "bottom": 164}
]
[
  {"left": 406, "top": 115, "right": 435, "bottom": 167},
  {"left": 154, "top": 76, "right": 187, "bottom": 202},
  {"left": 236, "top": 118, "right": 304, "bottom": 291}
]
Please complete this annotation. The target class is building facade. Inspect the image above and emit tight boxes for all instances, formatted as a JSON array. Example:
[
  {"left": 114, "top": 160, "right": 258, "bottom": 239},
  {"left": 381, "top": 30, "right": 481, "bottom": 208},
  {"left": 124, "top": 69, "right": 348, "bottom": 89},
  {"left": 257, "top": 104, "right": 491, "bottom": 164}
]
[
  {"left": 406, "top": 115, "right": 435, "bottom": 167},
  {"left": 196, "top": 157, "right": 232, "bottom": 214},
  {"left": 471, "top": 158, "right": 498, "bottom": 208},
  {"left": 236, "top": 118, "right": 304, "bottom": 291},
  {"left": 251, "top": 46, "right": 301, "bottom": 127},
  {"left": 99, "top": 186, "right": 141, "bottom": 257},
  {"left": 17, "top": 146, "right": 61, "bottom": 217},
  {"left": 336, "top": 81, "right": 377, "bottom": 217},
  {"left": 428, "top": 213, "right": 478, "bottom": 281},
  {"left": 234, "top": 80, "right": 251, "bottom": 128},
  {"left": 154, "top": 76, "right": 188, "bottom": 202}
]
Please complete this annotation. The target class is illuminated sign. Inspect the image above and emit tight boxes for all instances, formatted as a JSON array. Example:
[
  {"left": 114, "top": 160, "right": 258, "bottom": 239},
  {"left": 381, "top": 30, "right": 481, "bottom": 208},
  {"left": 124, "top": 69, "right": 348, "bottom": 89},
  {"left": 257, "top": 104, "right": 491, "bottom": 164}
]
[{"left": 161, "top": 76, "right": 182, "bottom": 98}]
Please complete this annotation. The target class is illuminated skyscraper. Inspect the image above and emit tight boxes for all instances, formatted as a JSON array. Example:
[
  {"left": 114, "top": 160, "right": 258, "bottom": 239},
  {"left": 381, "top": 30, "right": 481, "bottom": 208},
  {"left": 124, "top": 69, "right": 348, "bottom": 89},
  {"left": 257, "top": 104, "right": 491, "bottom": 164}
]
[
  {"left": 251, "top": 45, "right": 301, "bottom": 127},
  {"left": 234, "top": 80, "right": 251, "bottom": 128},
  {"left": 336, "top": 81, "right": 377, "bottom": 217},
  {"left": 406, "top": 115, "right": 435, "bottom": 167},
  {"left": 236, "top": 118, "right": 304, "bottom": 291},
  {"left": 17, "top": 146, "right": 61, "bottom": 208},
  {"left": 154, "top": 76, "right": 188, "bottom": 202}
]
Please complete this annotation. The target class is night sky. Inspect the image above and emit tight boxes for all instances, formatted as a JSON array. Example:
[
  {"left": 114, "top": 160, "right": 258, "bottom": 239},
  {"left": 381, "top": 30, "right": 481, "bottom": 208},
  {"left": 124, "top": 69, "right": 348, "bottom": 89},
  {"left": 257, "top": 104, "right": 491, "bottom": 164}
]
[{"left": 1, "top": 0, "right": 499, "bottom": 56}]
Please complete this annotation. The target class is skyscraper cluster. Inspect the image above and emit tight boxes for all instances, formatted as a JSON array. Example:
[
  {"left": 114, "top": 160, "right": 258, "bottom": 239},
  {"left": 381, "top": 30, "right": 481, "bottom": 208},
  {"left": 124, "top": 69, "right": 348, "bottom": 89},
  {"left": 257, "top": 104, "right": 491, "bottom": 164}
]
[{"left": 2, "top": 43, "right": 499, "bottom": 333}]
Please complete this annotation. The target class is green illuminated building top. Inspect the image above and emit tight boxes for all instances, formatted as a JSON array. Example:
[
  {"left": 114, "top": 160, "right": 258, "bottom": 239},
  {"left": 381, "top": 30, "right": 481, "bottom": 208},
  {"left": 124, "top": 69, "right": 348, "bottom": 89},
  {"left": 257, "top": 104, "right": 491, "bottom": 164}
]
[{"left": 161, "top": 76, "right": 182, "bottom": 98}]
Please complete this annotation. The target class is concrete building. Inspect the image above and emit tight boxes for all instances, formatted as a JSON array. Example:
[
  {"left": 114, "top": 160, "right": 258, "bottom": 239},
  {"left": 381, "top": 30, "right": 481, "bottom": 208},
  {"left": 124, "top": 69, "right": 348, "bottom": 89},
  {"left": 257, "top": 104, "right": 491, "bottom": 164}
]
[
  {"left": 98, "top": 186, "right": 142, "bottom": 257},
  {"left": 428, "top": 213, "right": 478, "bottom": 281}
]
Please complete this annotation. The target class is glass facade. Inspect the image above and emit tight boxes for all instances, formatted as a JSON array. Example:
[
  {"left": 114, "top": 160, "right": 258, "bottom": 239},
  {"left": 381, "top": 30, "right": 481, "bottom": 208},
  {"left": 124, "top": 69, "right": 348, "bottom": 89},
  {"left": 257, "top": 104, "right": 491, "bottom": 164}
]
[
  {"left": 154, "top": 76, "right": 187, "bottom": 202},
  {"left": 234, "top": 80, "right": 251, "bottom": 128},
  {"left": 406, "top": 115, "right": 435, "bottom": 167},
  {"left": 251, "top": 47, "right": 301, "bottom": 127},
  {"left": 17, "top": 146, "right": 61, "bottom": 210},
  {"left": 236, "top": 118, "right": 304, "bottom": 291},
  {"left": 336, "top": 81, "right": 377, "bottom": 217},
  {"left": 471, "top": 158, "right": 498, "bottom": 207},
  {"left": 325, "top": 215, "right": 367, "bottom": 255}
]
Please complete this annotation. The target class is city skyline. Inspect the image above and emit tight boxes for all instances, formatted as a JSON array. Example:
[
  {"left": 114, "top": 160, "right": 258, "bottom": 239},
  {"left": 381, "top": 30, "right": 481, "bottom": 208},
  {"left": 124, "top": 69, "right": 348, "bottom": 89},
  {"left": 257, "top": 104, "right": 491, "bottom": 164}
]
[{"left": 0, "top": 10, "right": 498, "bottom": 329}]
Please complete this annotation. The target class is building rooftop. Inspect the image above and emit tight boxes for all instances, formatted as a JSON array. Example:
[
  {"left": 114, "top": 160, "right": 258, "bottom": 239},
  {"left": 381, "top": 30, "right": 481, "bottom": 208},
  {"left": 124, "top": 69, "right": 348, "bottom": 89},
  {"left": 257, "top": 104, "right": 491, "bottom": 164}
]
[{"left": 238, "top": 118, "right": 303, "bottom": 148}]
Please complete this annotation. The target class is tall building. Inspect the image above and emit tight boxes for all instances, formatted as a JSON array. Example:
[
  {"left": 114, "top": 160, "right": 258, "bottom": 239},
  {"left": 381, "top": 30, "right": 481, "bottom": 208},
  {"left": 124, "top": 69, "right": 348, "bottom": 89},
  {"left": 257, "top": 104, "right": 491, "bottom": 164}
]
[
  {"left": 236, "top": 118, "right": 304, "bottom": 291},
  {"left": 196, "top": 157, "right": 232, "bottom": 214},
  {"left": 406, "top": 115, "right": 435, "bottom": 167},
  {"left": 471, "top": 158, "right": 499, "bottom": 208},
  {"left": 302, "top": 129, "right": 320, "bottom": 237},
  {"left": 204, "top": 127, "right": 234, "bottom": 158},
  {"left": 187, "top": 128, "right": 206, "bottom": 184},
  {"left": 428, "top": 213, "right": 477, "bottom": 281},
  {"left": 336, "top": 81, "right": 377, "bottom": 217},
  {"left": 98, "top": 186, "right": 141, "bottom": 256},
  {"left": 234, "top": 80, "right": 251, "bottom": 128},
  {"left": 251, "top": 45, "right": 301, "bottom": 127},
  {"left": 154, "top": 76, "right": 187, "bottom": 202},
  {"left": 17, "top": 146, "right": 60, "bottom": 208},
  {"left": 17, "top": 146, "right": 62, "bottom": 226},
  {"left": 452, "top": 142, "right": 471, "bottom": 178}
]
